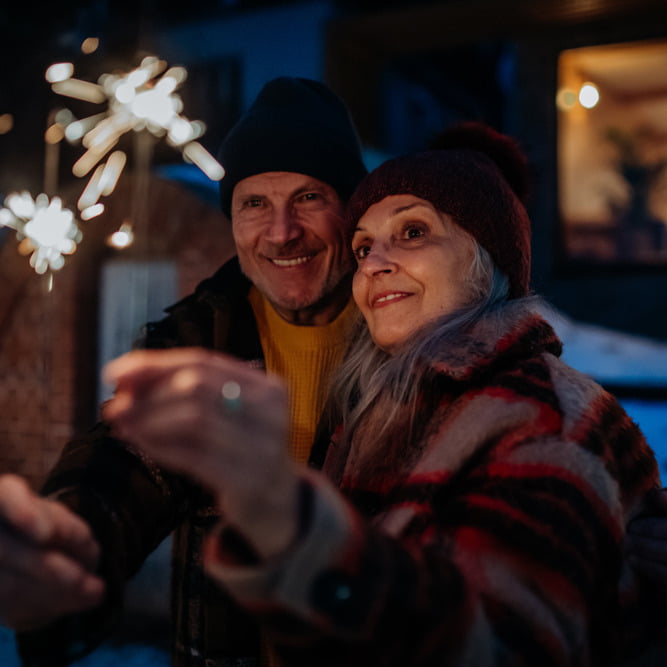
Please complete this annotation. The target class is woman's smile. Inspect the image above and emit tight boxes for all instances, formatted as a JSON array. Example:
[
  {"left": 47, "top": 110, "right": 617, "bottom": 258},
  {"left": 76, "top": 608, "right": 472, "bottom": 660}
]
[
  {"left": 352, "top": 194, "right": 476, "bottom": 351},
  {"left": 371, "top": 290, "right": 413, "bottom": 308}
]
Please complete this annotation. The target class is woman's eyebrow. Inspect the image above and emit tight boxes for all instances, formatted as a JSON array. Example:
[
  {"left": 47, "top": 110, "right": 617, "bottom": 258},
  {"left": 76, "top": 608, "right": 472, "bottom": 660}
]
[{"left": 392, "top": 202, "right": 431, "bottom": 215}]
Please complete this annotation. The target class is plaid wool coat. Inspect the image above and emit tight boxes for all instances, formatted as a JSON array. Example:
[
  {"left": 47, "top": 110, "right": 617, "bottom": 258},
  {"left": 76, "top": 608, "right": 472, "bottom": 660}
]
[{"left": 206, "top": 300, "right": 660, "bottom": 667}]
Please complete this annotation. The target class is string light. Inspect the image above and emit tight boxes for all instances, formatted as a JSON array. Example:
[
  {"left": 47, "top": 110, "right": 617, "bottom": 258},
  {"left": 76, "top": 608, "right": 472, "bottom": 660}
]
[{"left": 579, "top": 83, "right": 600, "bottom": 109}]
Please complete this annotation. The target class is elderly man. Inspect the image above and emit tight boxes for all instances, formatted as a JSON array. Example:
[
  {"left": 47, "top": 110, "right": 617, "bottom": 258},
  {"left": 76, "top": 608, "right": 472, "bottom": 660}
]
[{"left": 0, "top": 76, "right": 367, "bottom": 667}]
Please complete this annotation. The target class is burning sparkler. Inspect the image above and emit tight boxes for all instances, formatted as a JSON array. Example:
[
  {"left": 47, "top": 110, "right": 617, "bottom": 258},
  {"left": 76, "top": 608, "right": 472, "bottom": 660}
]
[
  {"left": 1, "top": 55, "right": 225, "bottom": 277},
  {"left": 45, "top": 55, "right": 224, "bottom": 209},
  {"left": 0, "top": 192, "right": 81, "bottom": 274}
]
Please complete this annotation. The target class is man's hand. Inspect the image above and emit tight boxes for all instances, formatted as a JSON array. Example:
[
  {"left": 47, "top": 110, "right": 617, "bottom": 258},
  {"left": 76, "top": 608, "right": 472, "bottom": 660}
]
[
  {"left": 626, "top": 487, "right": 667, "bottom": 588},
  {"left": 0, "top": 474, "right": 105, "bottom": 631}
]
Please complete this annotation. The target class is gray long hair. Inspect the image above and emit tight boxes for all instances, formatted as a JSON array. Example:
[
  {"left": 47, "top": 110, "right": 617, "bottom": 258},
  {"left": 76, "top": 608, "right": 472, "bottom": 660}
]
[{"left": 328, "top": 242, "right": 511, "bottom": 447}]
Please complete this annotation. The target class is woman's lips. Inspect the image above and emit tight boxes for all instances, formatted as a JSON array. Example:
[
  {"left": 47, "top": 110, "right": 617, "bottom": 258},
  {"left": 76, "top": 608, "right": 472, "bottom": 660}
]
[{"left": 371, "top": 291, "right": 412, "bottom": 308}]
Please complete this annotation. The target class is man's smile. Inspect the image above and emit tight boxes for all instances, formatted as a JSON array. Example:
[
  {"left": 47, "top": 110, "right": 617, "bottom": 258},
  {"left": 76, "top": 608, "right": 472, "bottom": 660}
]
[{"left": 269, "top": 255, "right": 315, "bottom": 267}]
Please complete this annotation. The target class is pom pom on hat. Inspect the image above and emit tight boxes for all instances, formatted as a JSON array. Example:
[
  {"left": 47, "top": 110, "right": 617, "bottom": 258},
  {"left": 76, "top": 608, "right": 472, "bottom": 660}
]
[
  {"left": 429, "top": 121, "right": 531, "bottom": 205},
  {"left": 347, "top": 121, "right": 532, "bottom": 298}
]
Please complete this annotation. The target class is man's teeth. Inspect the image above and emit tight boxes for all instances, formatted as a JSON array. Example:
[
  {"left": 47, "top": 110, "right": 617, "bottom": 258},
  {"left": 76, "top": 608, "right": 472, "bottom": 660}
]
[{"left": 272, "top": 256, "right": 311, "bottom": 267}]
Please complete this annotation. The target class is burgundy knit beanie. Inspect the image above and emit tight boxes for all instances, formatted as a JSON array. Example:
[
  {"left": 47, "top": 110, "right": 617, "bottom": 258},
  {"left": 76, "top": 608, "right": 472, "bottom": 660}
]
[{"left": 347, "top": 122, "right": 531, "bottom": 298}]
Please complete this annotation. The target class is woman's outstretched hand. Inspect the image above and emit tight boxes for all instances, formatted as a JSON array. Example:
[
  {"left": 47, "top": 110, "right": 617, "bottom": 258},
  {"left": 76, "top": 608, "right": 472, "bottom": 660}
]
[{"left": 103, "top": 348, "right": 300, "bottom": 559}]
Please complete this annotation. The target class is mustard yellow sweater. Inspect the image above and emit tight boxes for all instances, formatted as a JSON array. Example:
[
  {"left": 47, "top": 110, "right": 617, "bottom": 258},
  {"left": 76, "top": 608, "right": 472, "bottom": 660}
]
[
  {"left": 248, "top": 288, "right": 357, "bottom": 667},
  {"left": 248, "top": 286, "right": 357, "bottom": 464}
]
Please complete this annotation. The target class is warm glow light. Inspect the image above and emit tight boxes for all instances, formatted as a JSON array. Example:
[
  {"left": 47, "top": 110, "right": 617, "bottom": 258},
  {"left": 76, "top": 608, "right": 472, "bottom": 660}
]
[
  {"left": 81, "top": 37, "right": 99, "bottom": 54},
  {"left": 80, "top": 203, "right": 105, "bottom": 220},
  {"left": 78, "top": 163, "right": 106, "bottom": 210},
  {"left": 114, "top": 81, "right": 136, "bottom": 104},
  {"left": 99, "top": 150, "right": 127, "bottom": 195},
  {"left": 45, "top": 123, "right": 65, "bottom": 144},
  {"left": 108, "top": 222, "right": 134, "bottom": 249},
  {"left": 0, "top": 113, "right": 13, "bottom": 134},
  {"left": 52, "top": 78, "right": 106, "bottom": 104},
  {"left": 54, "top": 108, "right": 75, "bottom": 126},
  {"left": 168, "top": 117, "right": 194, "bottom": 144},
  {"left": 183, "top": 141, "right": 225, "bottom": 181},
  {"left": 45, "top": 62, "right": 74, "bottom": 83},
  {"left": 65, "top": 120, "right": 87, "bottom": 142},
  {"left": 579, "top": 83, "right": 600, "bottom": 109},
  {"left": 130, "top": 88, "right": 177, "bottom": 126},
  {"left": 556, "top": 88, "right": 578, "bottom": 111}
]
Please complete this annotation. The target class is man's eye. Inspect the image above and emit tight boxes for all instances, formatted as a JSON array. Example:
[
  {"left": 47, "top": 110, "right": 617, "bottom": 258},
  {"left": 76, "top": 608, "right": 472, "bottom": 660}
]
[
  {"left": 299, "top": 192, "right": 321, "bottom": 202},
  {"left": 243, "top": 198, "right": 262, "bottom": 208}
]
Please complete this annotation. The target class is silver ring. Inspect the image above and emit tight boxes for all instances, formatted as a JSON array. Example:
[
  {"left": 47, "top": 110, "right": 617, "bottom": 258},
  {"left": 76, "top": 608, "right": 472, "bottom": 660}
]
[{"left": 220, "top": 380, "right": 242, "bottom": 413}]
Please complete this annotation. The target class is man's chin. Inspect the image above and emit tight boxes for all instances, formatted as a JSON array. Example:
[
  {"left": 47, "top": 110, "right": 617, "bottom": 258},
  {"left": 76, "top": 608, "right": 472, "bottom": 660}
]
[{"left": 268, "top": 291, "right": 321, "bottom": 313}]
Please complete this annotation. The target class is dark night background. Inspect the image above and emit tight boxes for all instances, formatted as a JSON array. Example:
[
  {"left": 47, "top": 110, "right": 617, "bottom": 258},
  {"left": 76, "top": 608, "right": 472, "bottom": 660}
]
[{"left": 1, "top": 1, "right": 667, "bottom": 664}]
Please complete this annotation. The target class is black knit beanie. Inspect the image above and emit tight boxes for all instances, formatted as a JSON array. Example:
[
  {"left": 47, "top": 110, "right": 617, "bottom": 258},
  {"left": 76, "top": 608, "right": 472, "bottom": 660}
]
[
  {"left": 347, "top": 122, "right": 531, "bottom": 298},
  {"left": 217, "top": 77, "right": 368, "bottom": 218}
]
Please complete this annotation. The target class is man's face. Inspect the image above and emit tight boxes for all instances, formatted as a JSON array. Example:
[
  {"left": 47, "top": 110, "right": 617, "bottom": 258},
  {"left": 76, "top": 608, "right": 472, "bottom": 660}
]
[{"left": 231, "top": 172, "right": 353, "bottom": 325}]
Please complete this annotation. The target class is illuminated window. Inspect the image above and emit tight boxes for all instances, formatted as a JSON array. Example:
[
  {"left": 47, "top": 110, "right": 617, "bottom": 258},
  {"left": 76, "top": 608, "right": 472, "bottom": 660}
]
[{"left": 558, "top": 40, "right": 667, "bottom": 263}]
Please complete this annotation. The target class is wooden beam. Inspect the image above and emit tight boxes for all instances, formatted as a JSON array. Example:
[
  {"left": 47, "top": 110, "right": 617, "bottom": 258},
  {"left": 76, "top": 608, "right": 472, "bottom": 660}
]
[{"left": 331, "top": 0, "right": 667, "bottom": 55}]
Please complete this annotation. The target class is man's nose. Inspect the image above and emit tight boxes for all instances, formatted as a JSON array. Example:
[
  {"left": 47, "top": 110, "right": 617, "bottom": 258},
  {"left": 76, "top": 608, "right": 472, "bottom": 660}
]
[{"left": 264, "top": 207, "right": 303, "bottom": 245}]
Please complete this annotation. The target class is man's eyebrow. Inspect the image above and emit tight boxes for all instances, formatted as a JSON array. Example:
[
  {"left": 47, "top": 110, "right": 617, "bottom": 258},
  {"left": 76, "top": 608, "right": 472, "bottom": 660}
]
[
  {"left": 292, "top": 183, "right": 327, "bottom": 196},
  {"left": 235, "top": 192, "right": 263, "bottom": 199}
]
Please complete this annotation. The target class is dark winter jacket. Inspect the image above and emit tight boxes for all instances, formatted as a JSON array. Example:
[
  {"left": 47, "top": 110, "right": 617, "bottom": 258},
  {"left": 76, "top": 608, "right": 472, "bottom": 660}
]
[{"left": 18, "top": 257, "right": 269, "bottom": 667}]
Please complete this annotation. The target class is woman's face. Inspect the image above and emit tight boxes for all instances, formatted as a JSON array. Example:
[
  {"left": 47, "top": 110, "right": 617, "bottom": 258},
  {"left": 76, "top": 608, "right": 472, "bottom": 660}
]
[{"left": 352, "top": 194, "right": 477, "bottom": 352}]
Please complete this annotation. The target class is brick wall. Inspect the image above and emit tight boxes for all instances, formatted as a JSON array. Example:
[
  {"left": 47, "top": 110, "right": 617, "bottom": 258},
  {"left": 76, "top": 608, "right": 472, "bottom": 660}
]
[{"left": 0, "top": 175, "right": 234, "bottom": 489}]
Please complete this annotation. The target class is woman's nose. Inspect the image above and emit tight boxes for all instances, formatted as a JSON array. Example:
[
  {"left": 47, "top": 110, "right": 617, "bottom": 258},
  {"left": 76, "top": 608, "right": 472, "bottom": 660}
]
[{"left": 359, "top": 244, "right": 396, "bottom": 276}]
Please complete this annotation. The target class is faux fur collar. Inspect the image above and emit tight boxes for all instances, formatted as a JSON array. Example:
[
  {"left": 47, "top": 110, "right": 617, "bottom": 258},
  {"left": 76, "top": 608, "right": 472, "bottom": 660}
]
[{"left": 430, "top": 299, "right": 562, "bottom": 382}]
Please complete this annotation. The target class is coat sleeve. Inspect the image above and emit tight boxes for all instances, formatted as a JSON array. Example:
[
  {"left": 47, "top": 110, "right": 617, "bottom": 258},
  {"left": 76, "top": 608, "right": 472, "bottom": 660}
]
[{"left": 204, "top": 431, "right": 654, "bottom": 667}]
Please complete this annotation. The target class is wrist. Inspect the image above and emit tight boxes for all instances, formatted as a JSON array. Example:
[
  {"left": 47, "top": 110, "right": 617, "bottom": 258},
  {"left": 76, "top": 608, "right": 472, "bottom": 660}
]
[{"left": 212, "top": 477, "right": 314, "bottom": 564}]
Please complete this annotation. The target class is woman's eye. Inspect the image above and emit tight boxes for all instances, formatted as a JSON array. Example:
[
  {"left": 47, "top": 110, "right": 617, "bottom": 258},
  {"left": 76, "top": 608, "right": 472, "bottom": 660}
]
[
  {"left": 353, "top": 245, "right": 370, "bottom": 261},
  {"left": 404, "top": 225, "right": 425, "bottom": 239}
]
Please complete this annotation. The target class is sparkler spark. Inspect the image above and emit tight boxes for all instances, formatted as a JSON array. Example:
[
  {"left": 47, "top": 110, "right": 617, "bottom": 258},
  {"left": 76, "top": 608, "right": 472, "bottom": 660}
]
[
  {"left": 0, "top": 192, "right": 82, "bottom": 274},
  {"left": 48, "top": 55, "right": 225, "bottom": 212}
]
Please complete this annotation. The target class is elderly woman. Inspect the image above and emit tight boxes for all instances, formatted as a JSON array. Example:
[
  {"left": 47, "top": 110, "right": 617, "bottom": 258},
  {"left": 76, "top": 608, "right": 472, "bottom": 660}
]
[{"left": 104, "top": 124, "right": 659, "bottom": 666}]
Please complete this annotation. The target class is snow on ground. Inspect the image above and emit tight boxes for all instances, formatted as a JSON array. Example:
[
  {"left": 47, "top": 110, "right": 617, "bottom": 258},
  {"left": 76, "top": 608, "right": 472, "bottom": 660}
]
[
  {"left": 537, "top": 302, "right": 667, "bottom": 388},
  {"left": 0, "top": 627, "right": 169, "bottom": 667}
]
